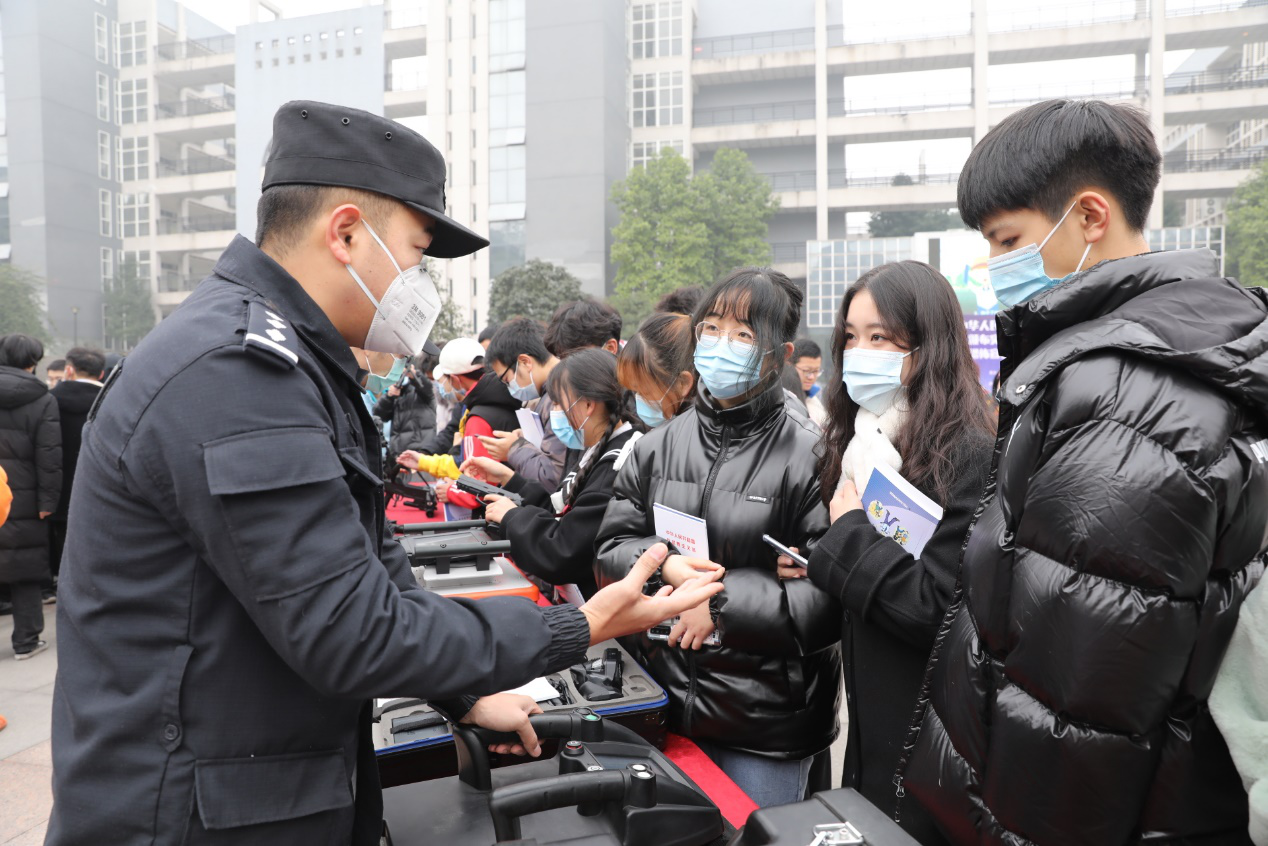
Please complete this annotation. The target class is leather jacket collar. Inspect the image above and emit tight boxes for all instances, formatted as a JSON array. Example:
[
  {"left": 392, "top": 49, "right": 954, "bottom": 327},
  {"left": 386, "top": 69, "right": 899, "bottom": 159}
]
[{"left": 694, "top": 378, "right": 787, "bottom": 438}]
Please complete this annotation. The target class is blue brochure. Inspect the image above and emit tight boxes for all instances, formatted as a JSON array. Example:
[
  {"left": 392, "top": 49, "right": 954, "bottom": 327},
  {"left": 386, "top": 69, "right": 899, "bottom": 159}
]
[{"left": 859, "top": 463, "right": 944, "bottom": 558}]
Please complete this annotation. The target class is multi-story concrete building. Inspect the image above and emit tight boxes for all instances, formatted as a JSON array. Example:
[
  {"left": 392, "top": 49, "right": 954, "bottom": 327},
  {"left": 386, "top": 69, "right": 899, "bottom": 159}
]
[{"left": 3, "top": 0, "right": 1265, "bottom": 345}]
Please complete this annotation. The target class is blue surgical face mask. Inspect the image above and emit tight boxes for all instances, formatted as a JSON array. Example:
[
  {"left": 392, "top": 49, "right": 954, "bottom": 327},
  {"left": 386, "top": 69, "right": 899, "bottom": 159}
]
[
  {"left": 635, "top": 394, "right": 667, "bottom": 428},
  {"left": 366, "top": 356, "right": 406, "bottom": 397},
  {"left": 550, "top": 399, "right": 592, "bottom": 450},
  {"left": 842, "top": 347, "right": 916, "bottom": 415},
  {"left": 988, "top": 200, "right": 1093, "bottom": 309},
  {"left": 507, "top": 360, "right": 540, "bottom": 403},
  {"left": 695, "top": 336, "right": 766, "bottom": 400}
]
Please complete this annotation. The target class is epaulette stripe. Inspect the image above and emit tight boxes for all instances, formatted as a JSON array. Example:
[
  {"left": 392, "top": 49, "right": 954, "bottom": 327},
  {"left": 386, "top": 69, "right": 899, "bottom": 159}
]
[{"left": 244, "top": 332, "right": 300, "bottom": 364}]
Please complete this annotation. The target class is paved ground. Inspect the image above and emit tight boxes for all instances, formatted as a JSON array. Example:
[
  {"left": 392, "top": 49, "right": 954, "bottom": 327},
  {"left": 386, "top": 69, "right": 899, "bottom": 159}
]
[
  {"left": 0, "top": 606, "right": 57, "bottom": 845},
  {"left": 0, "top": 605, "right": 848, "bottom": 844}
]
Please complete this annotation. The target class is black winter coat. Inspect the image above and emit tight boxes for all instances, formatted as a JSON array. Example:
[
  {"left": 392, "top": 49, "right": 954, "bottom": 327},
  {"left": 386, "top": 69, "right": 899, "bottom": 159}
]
[
  {"left": 596, "top": 382, "right": 841, "bottom": 759},
  {"left": 901, "top": 250, "right": 1267, "bottom": 844},
  {"left": 50, "top": 379, "right": 102, "bottom": 520},
  {"left": 502, "top": 428, "right": 638, "bottom": 601},
  {"left": 461, "top": 371, "right": 521, "bottom": 435},
  {"left": 374, "top": 376, "right": 437, "bottom": 457},
  {"left": 808, "top": 433, "right": 991, "bottom": 845},
  {"left": 0, "top": 366, "right": 62, "bottom": 583}
]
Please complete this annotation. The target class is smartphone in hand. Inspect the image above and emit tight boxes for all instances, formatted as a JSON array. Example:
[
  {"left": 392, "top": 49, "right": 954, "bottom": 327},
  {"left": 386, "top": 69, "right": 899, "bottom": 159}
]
[{"left": 762, "top": 534, "right": 808, "bottom": 568}]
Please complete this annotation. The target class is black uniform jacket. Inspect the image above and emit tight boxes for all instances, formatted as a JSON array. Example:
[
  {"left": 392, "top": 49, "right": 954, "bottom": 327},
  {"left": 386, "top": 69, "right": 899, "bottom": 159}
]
[
  {"left": 901, "top": 250, "right": 1268, "bottom": 844},
  {"left": 501, "top": 428, "right": 638, "bottom": 600},
  {"left": 49, "top": 378, "right": 102, "bottom": 520},
  {"left": 47, "top": 236, "right": 590, "bottom": 846},
  {"left": 596, "top": 382, "right": 841, "bottom": 760}
]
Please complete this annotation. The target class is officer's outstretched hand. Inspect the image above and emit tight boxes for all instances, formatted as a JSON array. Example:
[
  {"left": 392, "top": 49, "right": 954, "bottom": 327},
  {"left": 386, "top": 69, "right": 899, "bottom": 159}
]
[
  {"left": 582, "top": 543, "right": 725, "bottom": 645},
  {"left": 461, "top": 693, "right": 544, "bottom": 758}
]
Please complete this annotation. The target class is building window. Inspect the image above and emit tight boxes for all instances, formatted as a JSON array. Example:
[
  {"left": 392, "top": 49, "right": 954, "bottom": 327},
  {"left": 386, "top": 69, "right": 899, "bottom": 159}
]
[
  {"left": 100, "top": 247, "right": 113, "bottom": 286},
  {"left": 471, "top": 160, "right": 477, "bottom": 185},
  {"left": 489, "top": 145, "right": 526, "bottom": 220},
  {"left": 116, "top": 21, "right": 148, "bottom": 67},
  {"left": 632, "top": 2, "right": 683, "bottom": 59},
  {"left": 631, "top": 71, "right": 683, "bottom": 127},
  {"left": 116, "top": 79, "right": 149, "bottom": 125},
  {"left": 488, "top": 0, "right": 526, "bottom": 71},
  {"left": 95, "top": 13, "right": 110, "bottom": 63},
  {"left": 488, "top": 70, "right": 525, "bottom": 146},
  {"left": 117, "top": 192, "right": 150, "bottom": 238},
  {"left": 631, "top": 139, "right": 685, "bottom": 168},
  {"left": 96, "top": 72, "right": 111, "bottom": 121},
  {"left": 118, "top": 136, "right": 150, "bottom": 182},
  {"left": 99, "top": 188, "right": 113, "bottom": 237},
  {"left": 806, "top": 238, "right": 914, "bottom": 328},
  {"left": 97, "top": 131, "right": 112, "bottom": 179},
  {"left": 120, "top": 250, "right": 152, "bottom": 284}
]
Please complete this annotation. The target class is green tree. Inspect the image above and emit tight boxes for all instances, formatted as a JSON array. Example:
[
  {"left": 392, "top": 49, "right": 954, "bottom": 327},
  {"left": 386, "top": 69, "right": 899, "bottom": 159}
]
[
  {"left": 610, "top": 148, "right": 776, "bottom": 328},
  {"left": 488, "top": 259, "right": 584, "bottom": 323},
  {"left": 424, "top": 257, "right": 470, "bottom": 343},
  {"left": 103, "top": 257, "right": 156, "bottom": 351},
  {"left": 1227, "top": 160, "right": 1268, "bottom": 287},
  {"left": 0, "top": 264, "right": 52, "bottom": 342},
  {"left": 867, "top": 173, "right": 966, "bottom": 237}
]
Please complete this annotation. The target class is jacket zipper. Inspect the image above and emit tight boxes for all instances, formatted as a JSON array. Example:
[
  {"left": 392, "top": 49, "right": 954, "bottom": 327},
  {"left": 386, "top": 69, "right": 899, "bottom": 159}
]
[{"left": 684, "top": 425, "right": 730, "bottom": 735}]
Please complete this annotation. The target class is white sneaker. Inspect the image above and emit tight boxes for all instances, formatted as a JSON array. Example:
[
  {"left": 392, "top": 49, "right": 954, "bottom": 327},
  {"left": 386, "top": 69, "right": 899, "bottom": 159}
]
[{"left": 14, "top": 641, "right": 49, "bottom": 661}]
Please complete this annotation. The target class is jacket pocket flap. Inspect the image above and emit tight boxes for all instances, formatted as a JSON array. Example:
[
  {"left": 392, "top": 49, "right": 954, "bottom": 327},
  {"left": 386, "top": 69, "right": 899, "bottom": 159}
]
[
  {"left": 204, "top": 427, "right": 341, "bottom": 495},
  {"left": 194, "top": 749, "right": 351, "bottom": 830}
]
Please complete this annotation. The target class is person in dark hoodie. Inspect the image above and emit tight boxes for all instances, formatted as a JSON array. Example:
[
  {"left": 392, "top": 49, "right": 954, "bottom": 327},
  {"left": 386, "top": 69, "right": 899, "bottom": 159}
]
[
  {"left": 45, "top": 347, "right": 106, "bottom": 601},
  {"left": 776, "top": 261, "right": 995, "bottom": 844},
  {"left": 896, "top": 99, "right": 1268, "bottom": 844},
  {"left": 461, "top": 350, "right": 643, "bottom": 603},
  {"left": 374, "top": 360, "right": 437, "bottom": 457},
  {"left": 0, "top": 333, "right": 62, "bottom": 659}
]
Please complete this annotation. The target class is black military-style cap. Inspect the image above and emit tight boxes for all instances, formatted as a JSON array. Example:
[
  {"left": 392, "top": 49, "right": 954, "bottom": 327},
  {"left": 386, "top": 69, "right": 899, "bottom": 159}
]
[{"left": 262, "top": 100, "right": 489, "bottom": 260}]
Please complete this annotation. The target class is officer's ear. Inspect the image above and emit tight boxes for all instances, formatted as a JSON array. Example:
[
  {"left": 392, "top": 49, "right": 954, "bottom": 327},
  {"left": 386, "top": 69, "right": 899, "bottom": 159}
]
[{"left": 328, "top": 204, "right": 364, "bottom": 265}]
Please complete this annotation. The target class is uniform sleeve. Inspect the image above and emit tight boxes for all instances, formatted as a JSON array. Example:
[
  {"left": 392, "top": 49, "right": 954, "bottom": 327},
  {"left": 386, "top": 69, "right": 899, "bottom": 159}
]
[
  {"left": 126, "top": 349, "right": 590, "bottom": 702},
  {"left": 807, "top": 436, "right": 991, "bottom": 651},
  {"left": 714, "top": 470, "right": 839, "bottom": 658},
  {"left": 35, "top": 394, "right": 62, "bottom": 513},
  {"left": 501, "top": 463, "right": 615, "bottom": 587}
]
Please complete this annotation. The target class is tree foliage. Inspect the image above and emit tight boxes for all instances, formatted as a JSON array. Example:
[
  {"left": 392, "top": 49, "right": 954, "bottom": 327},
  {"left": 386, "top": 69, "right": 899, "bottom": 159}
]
[
  {"left": 488, "top": 259, "right": 584, "bottom": 323},
  {"left": 103, "top": 257, "right": 156, "bottom": 351},
  {"left": 0, "top": 264, "right": 52, "bottom": 343},
  {"left": 867, "top": 173, "right": 966, "bottom": 237},
  {"left": 1227, "top": 160, "right": 1268, "bottom": 288},
  {"left": 610, "top": 148, "right": 778, "bottom": 328}
]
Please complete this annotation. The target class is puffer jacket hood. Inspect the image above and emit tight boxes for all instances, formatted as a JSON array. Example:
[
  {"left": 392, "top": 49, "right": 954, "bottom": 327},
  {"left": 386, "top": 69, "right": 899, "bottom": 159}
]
[
  {"left": 596, "top": 381, "right": 842, "bottom": 759},
  {"left": 0, "top": 366, "right": 49, "bottom": 409},
  {"left": 1002, "top": 249, "right": 1268, "bottom": 410},
  {"left": 900, "top": 248, "right": 1267, "bottom": 844},
  {"left": 460, "top": 370, "right": 521, "bottom": 433}
]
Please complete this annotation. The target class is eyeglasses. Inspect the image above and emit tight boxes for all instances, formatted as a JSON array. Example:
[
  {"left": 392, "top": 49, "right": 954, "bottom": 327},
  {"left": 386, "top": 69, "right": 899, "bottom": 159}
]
[
  {"left": 495, "top": 363, "right": 514, "bottom": 385},
  {"left": 796, "top": 367, "right": 822, "bottom": 379},
  {"left": 695, "top": 321, "right": 759, "bottom": 355}
]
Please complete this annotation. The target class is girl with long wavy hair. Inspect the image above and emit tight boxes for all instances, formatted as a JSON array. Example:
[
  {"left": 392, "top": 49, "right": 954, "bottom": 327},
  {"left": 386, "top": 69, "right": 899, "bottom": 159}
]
[{"left": 777, "top": 260, "right": 994, "bottom": 843}]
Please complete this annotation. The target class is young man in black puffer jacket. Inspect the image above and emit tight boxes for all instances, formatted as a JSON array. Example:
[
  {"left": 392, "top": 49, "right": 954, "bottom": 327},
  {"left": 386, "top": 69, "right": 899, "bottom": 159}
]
[{"left": 896, "top": 99, "right": 1268, "bottom": 844}]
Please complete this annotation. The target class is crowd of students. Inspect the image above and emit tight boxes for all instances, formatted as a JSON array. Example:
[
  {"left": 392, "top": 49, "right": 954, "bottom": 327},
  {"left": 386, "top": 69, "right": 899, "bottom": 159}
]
[
  {"left": 4, "top": 96, "right": 1266, "bottom": 843},
  {"left": 377, "top": 98, "right": 1267, "bottom": 844}
]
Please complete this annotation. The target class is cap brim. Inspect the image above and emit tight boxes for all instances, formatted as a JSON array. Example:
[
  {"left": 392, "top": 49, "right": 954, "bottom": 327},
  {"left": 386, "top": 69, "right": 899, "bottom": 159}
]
[
  {"left": 410, "top": 202, "right": 490, "bottom": 259},
  {"left": 433, "top": 364, "right": 448, "bottom": 379},
  {"left": 421, "top": 339, "right": 441, "bottom": 356}
]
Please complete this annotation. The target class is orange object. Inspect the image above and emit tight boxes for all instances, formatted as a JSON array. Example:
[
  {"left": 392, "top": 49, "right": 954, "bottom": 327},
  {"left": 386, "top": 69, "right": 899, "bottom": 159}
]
[
  {"left": 0, "top": 715, "right": 7, "bottom": 732},
  {"left": 0, "top": 465, "right": 10, "bottom": 527}
]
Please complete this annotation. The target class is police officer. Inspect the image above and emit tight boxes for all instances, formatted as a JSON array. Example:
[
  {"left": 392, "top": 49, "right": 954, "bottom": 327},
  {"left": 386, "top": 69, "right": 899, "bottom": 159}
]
[{"left": 46, "top": 101, "right": 722, "bottom": 845}]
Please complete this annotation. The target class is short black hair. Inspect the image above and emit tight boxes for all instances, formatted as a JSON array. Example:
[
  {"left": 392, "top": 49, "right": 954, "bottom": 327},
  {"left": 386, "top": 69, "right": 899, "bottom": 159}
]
[
  {"left": 792, "top": 338, "right": 821, "bottom": 363},
  {"left": 486, "top": 318, "right": 551, "bottom": 370},
  {"left": 478, "top": 323, "right": 501, "bottom": 344},
  {"left": 0, "top": 334, "right": 46, "bottom": 370},
  {"left": 544, "top": 298, "right": 623, "bottom": 358},
  {"left": 255, "top": 184, "right": 400, "bottom": 256},
  {"left": 65, "top": 347, "right": 107, "bottom": 379},
  {"left": 47, "top": 359, "right": 66, "bottom": 373},
  {"left": 957, "top": 99, "right": 1160, "bottom": 232},
  {"left": 655, "top": 286, "right": 705, "bottom": 316}
]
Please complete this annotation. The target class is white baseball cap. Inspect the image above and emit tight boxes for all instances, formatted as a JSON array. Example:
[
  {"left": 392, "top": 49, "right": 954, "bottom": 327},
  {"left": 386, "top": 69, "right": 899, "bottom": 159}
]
[{"left": 434, "top": 337, "right": 486, "bottom": 380}]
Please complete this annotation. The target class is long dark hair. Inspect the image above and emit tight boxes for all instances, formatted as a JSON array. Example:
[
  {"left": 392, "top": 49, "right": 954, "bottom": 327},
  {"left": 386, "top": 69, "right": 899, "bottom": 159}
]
[
  {"left": 817, "top": 260, "right": 995, "bottom": 504},
  {"left": 692, "top": 267, "right": 802, "bottom": 413},
  {"left": 617, "top": 312, "right": 696, "bottom": 418},
  {"left": 545, "top": 349, "right": 642, "bottom": 505}
]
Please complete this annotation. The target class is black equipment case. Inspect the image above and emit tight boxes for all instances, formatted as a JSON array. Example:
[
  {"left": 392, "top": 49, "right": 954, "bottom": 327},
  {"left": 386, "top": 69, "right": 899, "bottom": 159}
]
[
  {"left": 374, "top": 640, "right": 669, "bottom": 788},
  {"left": 727, "top": 788, "right": 920, "bottom": 846},
  {"left": 381, "top": 711, "right": 725, "bottom": 846}
]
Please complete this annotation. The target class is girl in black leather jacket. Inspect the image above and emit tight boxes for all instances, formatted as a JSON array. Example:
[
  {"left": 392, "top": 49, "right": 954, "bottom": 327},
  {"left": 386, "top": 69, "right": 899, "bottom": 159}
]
[{"left": 596, "top": 268, "right": 840, "bottom": 808}]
